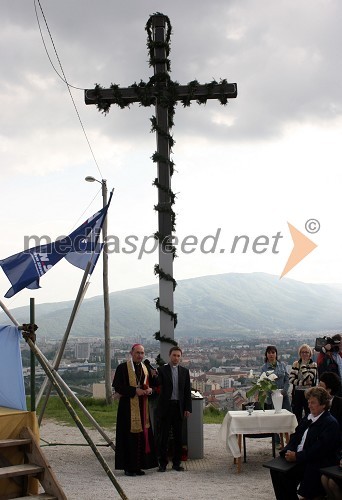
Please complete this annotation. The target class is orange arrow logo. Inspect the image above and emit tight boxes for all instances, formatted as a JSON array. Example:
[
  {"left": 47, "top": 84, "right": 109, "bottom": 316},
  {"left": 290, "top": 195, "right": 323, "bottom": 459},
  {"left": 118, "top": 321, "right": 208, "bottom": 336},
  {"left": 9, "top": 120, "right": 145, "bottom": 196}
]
[{"left": 280, "top": 223, "right": 317, "bottom": 279}]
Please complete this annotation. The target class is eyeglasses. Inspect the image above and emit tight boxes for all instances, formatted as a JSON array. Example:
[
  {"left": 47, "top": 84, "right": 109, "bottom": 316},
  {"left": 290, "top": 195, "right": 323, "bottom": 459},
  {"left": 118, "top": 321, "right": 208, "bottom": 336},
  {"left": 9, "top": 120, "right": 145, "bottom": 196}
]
[{"left": 301, "top": 351, "right": 310, "bottom": 354}]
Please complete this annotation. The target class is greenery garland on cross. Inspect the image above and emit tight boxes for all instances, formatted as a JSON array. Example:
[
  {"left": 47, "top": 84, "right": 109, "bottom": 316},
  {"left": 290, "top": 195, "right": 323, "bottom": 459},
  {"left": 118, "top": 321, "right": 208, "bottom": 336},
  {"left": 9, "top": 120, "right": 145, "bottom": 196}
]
[{"left": 84, "top": 13, "right": 237, "bottom": 361}]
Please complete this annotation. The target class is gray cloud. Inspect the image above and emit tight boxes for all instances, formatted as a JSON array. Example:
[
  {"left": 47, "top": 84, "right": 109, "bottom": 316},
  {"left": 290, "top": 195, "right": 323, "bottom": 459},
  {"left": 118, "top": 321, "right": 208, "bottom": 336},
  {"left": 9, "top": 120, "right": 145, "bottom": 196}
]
[
  {"left": 1, "top": 0, "right": 342, "bottom": 306},
  {"left": 1, "top": 0, "right": 342, "bottom": 160}
]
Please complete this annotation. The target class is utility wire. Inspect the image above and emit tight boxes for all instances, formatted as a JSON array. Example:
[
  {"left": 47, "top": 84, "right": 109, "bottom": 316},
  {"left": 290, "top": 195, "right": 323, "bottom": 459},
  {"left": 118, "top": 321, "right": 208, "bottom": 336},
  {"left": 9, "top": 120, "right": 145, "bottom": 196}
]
[
  {"left": 34, "top": 0, "right": 103, "bottom": 180},
  {"left": 34, "top": 0, "right": 84, "bottom": 91},
  {"left": 70, "top": 187, "right": 103, "bottom": 231}
]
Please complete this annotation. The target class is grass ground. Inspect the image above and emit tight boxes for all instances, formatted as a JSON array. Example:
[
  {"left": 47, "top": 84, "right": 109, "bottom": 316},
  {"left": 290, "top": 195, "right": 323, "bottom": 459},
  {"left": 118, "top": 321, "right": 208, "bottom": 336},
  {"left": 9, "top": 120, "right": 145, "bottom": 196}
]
[
  {"left": 35, "top": 396, "right": 119, "bottom": 428},
  {"left": 32, "top": 397, "right": 225, "bottom": 427}
]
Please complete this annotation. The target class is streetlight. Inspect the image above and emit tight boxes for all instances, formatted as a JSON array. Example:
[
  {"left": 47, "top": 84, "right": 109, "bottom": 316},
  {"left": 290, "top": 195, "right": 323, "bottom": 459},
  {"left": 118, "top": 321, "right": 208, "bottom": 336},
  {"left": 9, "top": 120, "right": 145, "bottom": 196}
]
[{"left": 85, "top": 176, "right": 112, "bottom": 405}]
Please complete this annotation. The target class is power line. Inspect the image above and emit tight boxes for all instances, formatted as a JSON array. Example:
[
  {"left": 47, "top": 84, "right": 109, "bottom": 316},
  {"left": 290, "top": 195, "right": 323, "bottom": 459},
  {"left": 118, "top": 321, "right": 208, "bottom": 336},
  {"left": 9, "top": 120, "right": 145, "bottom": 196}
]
[{"left": 34, "top": 0, "right": 103, "bottom": 180}]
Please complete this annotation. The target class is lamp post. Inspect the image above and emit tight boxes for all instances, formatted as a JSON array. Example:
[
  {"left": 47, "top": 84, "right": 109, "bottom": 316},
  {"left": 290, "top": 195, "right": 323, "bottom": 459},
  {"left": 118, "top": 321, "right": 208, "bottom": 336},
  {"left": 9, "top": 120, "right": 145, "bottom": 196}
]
[{"left": 85, "top": 176, "right": 112, "bottom": 405}]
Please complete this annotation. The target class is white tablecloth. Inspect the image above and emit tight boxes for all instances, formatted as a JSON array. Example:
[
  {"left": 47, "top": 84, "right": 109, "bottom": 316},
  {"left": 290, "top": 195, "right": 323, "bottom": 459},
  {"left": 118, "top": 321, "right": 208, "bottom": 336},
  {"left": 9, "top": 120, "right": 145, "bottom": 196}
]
[{"left": 219, "top": 409, "right": 298, "bottom": 458}]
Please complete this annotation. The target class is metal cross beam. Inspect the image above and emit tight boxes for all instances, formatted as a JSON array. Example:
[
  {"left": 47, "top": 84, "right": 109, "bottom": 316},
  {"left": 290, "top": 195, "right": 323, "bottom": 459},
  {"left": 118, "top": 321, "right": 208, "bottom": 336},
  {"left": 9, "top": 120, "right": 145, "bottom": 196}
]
[
  {"left": 85, "top": 14, "right": 237, "bottom": 362},
  {"left": 85, "top": 84, "right": 237, "bottom": 106}
]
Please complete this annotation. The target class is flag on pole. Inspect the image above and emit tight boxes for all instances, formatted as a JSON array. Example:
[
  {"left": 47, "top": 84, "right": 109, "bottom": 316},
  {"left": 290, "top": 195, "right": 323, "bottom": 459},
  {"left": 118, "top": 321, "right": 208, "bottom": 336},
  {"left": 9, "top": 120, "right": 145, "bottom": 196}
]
[{"left": 0, "top": 191, "right": 113, "bottom": 298}]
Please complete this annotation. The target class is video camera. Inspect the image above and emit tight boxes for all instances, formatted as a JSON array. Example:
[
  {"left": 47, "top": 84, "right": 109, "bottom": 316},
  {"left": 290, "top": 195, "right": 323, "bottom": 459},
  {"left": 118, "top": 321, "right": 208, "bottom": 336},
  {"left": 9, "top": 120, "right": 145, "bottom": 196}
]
[{"left": 314, "top": 335, "right": 341, "bottom": 353}]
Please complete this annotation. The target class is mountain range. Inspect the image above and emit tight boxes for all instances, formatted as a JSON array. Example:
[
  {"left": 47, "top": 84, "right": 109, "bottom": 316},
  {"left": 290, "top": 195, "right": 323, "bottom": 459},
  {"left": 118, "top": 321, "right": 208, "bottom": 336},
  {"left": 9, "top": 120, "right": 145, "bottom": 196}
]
[{"left": 1, "top": 272, "right": 342, "bottom": 339}]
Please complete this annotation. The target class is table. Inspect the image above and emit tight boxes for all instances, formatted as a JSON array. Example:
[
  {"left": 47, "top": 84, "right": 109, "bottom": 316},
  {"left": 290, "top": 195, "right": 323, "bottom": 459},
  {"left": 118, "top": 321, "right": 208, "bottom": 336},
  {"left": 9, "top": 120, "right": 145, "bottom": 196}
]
[{"left": 219, "top": 409, "right": 298, "bottom": 472}]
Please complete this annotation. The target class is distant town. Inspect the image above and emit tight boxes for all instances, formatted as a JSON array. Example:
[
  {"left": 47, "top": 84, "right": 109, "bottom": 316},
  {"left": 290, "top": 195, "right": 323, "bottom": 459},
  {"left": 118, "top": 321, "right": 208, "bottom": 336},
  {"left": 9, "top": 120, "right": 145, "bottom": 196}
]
[{"left": 22, "top": 330, "right": 331, "bottom": 410}]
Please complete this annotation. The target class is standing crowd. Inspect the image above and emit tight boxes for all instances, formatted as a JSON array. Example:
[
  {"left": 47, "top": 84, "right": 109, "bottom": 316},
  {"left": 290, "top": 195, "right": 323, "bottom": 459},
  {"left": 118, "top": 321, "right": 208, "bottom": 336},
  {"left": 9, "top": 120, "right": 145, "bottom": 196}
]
[
  {"left": 264, "top": 337, "right": 342, "bottom": 500},
  {"left": 111, "top": 338, "right": 342, "bottom": 500}
]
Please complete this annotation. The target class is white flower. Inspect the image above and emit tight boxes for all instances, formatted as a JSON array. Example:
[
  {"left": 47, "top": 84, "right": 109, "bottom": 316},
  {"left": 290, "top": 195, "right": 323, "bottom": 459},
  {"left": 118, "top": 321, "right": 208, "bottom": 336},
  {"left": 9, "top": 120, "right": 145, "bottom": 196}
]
[{"left": 247, "top": 370, "right": 279, "bottom": 409}]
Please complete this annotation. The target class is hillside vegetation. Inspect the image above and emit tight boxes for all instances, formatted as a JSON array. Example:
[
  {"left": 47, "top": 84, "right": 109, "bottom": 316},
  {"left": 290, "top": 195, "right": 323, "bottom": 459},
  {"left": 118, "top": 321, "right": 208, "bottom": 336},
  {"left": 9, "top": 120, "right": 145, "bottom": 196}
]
[{"left": 4, "top": 272, "right": 342, "bottom": 338}]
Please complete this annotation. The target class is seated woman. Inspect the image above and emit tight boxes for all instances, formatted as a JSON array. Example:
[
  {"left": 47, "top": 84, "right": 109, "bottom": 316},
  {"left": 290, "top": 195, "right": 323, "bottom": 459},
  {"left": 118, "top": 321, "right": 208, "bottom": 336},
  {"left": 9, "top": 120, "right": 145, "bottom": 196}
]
[
  {"left": 289, "top": 344, "right": 317, "bottom": 423},
  {"left": 269, "top": 387, "right": 341, "bottom": 500}
]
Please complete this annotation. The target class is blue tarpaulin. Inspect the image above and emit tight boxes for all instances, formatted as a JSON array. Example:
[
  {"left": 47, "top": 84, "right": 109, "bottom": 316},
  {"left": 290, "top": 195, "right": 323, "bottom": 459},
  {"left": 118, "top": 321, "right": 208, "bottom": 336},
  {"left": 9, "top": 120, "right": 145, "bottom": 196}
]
[{"left": 0, "top": 325, "right": 26, "bottom": 410}]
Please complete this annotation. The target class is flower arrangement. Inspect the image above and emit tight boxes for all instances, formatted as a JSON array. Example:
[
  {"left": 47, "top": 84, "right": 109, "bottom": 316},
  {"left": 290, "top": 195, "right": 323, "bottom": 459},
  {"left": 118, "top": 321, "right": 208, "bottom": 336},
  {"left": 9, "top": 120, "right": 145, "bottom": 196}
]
[{"left": 246, "top": 370, "right": 278, "bottom": 410}]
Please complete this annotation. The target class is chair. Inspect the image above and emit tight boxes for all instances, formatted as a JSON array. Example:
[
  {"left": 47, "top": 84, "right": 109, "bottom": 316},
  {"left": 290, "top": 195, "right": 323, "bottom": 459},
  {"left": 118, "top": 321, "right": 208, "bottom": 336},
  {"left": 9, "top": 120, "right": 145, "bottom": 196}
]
[{"left": 241, "top": 402, "right": 276, "bottom": 463}]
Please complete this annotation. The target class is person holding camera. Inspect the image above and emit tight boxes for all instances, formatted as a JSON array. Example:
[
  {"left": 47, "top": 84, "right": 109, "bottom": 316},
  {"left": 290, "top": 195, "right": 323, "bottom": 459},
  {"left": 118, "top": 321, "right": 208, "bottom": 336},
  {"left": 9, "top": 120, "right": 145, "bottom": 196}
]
[{"left": 316, "top": 334, "right": 342, "bottom": 388}]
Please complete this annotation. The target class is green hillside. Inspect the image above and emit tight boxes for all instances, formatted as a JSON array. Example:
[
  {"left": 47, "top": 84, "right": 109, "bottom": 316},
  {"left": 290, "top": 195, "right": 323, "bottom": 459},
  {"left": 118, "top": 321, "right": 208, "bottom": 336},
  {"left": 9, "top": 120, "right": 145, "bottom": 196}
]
[{"left": 2, "top": 272, "right": 342, "bottom": 338}]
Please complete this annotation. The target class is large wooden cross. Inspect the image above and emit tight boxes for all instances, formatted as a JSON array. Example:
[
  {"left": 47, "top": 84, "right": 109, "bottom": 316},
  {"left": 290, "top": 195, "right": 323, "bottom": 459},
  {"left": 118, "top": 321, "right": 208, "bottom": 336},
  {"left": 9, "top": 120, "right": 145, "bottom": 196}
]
[{"left": 85, "top": 14, "right": 237, "bottom": 361}]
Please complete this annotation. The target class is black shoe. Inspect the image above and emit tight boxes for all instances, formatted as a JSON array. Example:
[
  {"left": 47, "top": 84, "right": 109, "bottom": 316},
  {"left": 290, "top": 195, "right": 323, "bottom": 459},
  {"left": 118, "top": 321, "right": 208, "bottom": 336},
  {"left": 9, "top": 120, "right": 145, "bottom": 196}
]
[
  {"left": 158, "top": 466, "right": 166, "bottom": 472},
  {"left": 172, "top": 465, "right": 184, "bottom": 471},
  {"left": 124, "top": 470, "right": 136, "bottom": 476},
  {"left": 135, "top": 470, "right": 145, "bottom": 476}
]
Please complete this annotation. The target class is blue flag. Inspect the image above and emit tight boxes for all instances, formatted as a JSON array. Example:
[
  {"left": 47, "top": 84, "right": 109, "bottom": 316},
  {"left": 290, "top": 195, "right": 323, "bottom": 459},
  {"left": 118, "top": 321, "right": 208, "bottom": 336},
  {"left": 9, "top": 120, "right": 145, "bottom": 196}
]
[{"left": 0, "top": 191, "right": 113, "bottom": 298}]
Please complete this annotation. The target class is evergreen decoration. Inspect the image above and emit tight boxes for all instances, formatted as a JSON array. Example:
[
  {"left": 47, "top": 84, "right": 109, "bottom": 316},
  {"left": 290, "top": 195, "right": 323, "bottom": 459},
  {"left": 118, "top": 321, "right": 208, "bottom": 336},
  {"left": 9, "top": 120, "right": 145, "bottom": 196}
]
[
  {"left": 151, "top": 152, "right": 175, "bottom": 177},
  {"left": 153, "top": 203, "right": 176, "bottom": 231},
  {"left": 155, "top": 353, "right": 167, "bottom": 366},
  {"left": 154, "top": 331, "right": 178, "bottom": 348},
  {"left": 154, "top": 264, "right": 177, "bottom": 291},
  {"left": 153, "top": 231, "right": 177, "bottom": 258},
  {"left": 93, "top": 84, "right": 112, "bottom": 114},
  {"left": 154, "top": 298, "right": 178, "bottom": 328},
  {"left": 150, "top": 117, "right": 175, "bottom": 149},
  {"left": 109, "top": 83, "right": 128, "bottom": 109},
  {"left": 131, "top": 81, "right": 155, "bottom": 107},
  {"left": 152, "top": 179, "right": 176, "bottom": 205}
]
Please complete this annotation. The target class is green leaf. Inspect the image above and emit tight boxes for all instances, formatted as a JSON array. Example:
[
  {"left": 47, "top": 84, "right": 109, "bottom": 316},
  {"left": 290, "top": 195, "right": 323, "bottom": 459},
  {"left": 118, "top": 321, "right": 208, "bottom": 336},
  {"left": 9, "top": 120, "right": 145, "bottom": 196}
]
[
  {"left": 259, "top": 393, "right": 267, "bottom": 410},
  {"left": 246, "top": 386, "right": 259, "bottom": 398}
]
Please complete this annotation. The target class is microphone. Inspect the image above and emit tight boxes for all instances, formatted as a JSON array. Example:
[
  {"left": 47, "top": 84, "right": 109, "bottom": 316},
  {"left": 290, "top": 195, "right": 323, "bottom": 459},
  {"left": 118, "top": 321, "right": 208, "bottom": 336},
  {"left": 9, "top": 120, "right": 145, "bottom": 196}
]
[
  {"left": 144, "top": 359, "right": 157, "bottom": 371},
  {"left": 144, "top": 359, "right": 158, "bottom": 380}
]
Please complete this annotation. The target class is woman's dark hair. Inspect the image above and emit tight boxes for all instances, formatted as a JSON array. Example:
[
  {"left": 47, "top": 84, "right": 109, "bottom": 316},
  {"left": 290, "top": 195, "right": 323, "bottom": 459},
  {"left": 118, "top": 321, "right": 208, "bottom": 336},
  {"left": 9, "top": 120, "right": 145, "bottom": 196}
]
[
  {"left": 264, "top": 345, "right": 278, "bottom": 363},
  {"left": 305, "top": 386, "right": 331, "bottom": 410},
  {"left": 319, "top": 372, "right": 341, "bottom": 396}
]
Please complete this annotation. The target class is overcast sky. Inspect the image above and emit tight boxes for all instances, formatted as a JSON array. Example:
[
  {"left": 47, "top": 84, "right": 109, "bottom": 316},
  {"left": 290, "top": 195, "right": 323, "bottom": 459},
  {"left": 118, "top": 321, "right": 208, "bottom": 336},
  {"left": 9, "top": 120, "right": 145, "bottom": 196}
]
[{"left": 1, "top": 0, "right": 341, "bottom": 311}]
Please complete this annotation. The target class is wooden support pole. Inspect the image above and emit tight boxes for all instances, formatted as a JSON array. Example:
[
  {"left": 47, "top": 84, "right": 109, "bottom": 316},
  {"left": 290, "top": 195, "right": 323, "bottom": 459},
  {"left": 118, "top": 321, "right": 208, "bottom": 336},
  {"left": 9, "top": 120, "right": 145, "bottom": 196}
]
[
  {"left": 24, "top": 334, "right": 128, "bottom": 500},
  {"left": 30, "top": 298, "right": 36, "bottom": 412}
]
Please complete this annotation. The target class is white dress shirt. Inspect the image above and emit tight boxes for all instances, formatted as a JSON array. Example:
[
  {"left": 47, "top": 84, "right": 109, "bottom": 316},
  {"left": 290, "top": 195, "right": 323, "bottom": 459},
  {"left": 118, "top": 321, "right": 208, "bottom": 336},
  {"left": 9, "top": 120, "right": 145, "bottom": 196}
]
[{"left": 297, "top": 412, "right": 324, "bottom": 452}]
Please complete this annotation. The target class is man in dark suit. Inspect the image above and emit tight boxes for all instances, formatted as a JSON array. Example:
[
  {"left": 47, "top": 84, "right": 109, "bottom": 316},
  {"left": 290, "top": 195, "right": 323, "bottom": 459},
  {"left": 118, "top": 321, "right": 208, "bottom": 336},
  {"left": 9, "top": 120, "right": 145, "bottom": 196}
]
[
  {"left": 156, "top": 346, "right": 192, "bottom": 472},
  {"left": 269, "top": 387, "right": 341, "bottom": 500}
]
